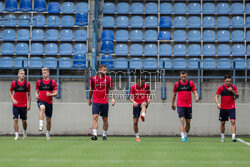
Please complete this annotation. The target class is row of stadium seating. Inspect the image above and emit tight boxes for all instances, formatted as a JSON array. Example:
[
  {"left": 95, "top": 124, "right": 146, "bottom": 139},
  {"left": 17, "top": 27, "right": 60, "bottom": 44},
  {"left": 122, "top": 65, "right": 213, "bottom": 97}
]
[
  {"left": 102, "top": 2, "right": 250, "bottom": 15},
  {"left": 0, "top": 29, "right": 87, "bottom": 41}
]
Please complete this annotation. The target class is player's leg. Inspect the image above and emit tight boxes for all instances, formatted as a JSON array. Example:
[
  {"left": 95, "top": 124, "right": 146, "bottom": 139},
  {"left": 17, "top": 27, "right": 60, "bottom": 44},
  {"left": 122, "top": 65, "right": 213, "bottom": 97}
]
[
  {"left": 38, "top": 102, "right": 46, "bottom": 131},
  {"left": 177, "top": 107, "right": 186, "bottom": 142},
  {"left": 99, "top": 103, "right": 109, "bottom": 140},
  {"left": 184, "top": 107, "right": 192, "bottom": 141},
  {"left": 91, "top": 114, "right": 99, "bottom": 140},
  {"left": 185, "top": 119, "right": 191, "bottom": 141},
  {"left": 229, "top": 109, "right": 236, "bottom": 142},
  {"left": 45, "top": 104, "right": 53, "bottom": 140},
  {"left": 102, "top": 116, "right": 108, "bottom": 140},
  {"left": 219, "top": 109, "right": 228, "bottom": 142},
  {"left": 140, "top": 102, "right": 147, "bottom": 122},
  {"left": 220, "top": 121, "right": 226, "bottom": 142},
  {"left": 20, "top": 108, "right": 27, "bottom": 140},
  {"left": 13, "top": 106, "right": 19, "bottom": 140},
  {"left": 133, "top": 104, "right": 141, "bottom": 141}
]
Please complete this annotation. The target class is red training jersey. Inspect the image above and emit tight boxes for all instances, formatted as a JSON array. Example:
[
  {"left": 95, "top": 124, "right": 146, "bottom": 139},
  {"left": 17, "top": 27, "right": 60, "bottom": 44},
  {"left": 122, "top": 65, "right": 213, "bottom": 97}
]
[
  {"left": 130, "top": 83, "right": 150, "bottom": 104},
  {"left": 216, "top": 84, "right": 238, "bottom": 109},
  {"left": 10, "top": 80, "right": 30, "bottom": 108},
  {"left": 36, "top": 78, "right": 58, "bottom": 104}
]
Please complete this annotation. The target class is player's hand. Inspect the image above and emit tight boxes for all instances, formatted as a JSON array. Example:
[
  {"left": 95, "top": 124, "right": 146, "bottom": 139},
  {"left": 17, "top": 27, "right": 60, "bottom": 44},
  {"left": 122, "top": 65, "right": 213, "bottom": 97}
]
[
  {"left": 195, "top": 97, "right": 199, "bottom": 102},
  {"left": 27, "top": 105, "right": 30, "bottom": 111},
  {"left": 111, "top": 99, "right": 115, "bottom": 106},
  {"left": 46, "top": 92, "right": 52, "bottom": 96},
  {"left": 88, "top": 99, "right": 92, "bottom": 106},
  {"left": 35, "top": 94, "right": 39, "bottom": 99},
  {"left": 171, "top": 104, "right": 176, "bottom": 110},
  {"left": 13, "top": 99, "right": 18, "bottom": 105},
  {"left": 228, "top": 87, "right": 233, "bottom": 92},
  {"left": 133, "top": 102, "right": 138, "bottom": 107},
  {"left": 217, "top": 103, "right": 221, "bottom": 109}
]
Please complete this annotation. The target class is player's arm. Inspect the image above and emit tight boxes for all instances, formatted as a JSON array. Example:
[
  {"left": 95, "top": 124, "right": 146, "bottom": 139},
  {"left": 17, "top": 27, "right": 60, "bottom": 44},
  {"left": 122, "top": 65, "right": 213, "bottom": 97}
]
[
  {"left": 215, "top": 94, "right": 221, "bottom": 109},
  {"left": 192, "top": 90, "right": 199, "bottom": 102},
  {"left": 27, "top": 92, "right": 31, "bottom": 111},
  {"left": 9, "top": 90, "right": 18, "bottom": 105},
  {"left": 47, "top": 90, "right": 58, "bottom": 97},
  {"left": 171, "top": 92, "right": 177, "bottom": 110},
  {"left": 110, "top": 87, "right": 115, "bottom": 106},
  {"left": 228, "top": 86, "right": 239, "bottom": 98},
  {"left": 35, "top": 89, "right": 39, "bottom": 99},
  {"left": 88, "top": 86, "right": 93, "bottom": 106}
]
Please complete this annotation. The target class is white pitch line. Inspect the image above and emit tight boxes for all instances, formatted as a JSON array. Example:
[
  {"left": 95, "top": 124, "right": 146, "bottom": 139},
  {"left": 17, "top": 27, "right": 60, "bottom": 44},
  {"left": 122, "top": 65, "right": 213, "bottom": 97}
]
[{"left": 237, "top": 138, "right": 250, "bottom": 146}]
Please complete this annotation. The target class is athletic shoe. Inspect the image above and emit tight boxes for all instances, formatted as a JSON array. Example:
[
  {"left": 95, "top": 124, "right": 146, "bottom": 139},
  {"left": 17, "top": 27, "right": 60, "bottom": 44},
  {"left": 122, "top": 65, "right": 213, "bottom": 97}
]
[
  {"left": 232, "top": 138, "right": 237, "bottom": 142},
  {"left": 14, "top": 136, "right": 19, "bottom": 141},
  {"left": 103, "top": 136, "right": 107, "bottom": 141},
  {"left": 221, "top": 138, "right": 225, "bottom": 142},
  {"left": 39, "top": 124, "right": 43, "bottom": 131},
  {"left": 91, "top": 135, "right": 97, "bottom": 141},
  {"left": 181, "top": 138, "right": 186, "bottom": 142},
  {"left": 136, "top": 137, "right": 140, "bottom": 142},
  {"left": 23, "top": 133, "right": 27, "bottom": 140},
  {"left": 140, "top": 115, "right": 145, "bottom": 122},
  {"left": 184, "top": 137, "right": 188, "bottom": 142},
  {"left": 46, "top": 135, "right": 50, "bottom": 141}
]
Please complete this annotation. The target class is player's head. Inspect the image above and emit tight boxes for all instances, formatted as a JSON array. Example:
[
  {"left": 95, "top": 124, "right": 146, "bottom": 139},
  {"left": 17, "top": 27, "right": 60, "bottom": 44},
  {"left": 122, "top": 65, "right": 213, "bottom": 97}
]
[
  {"left": 180, "top": 71, "right": 187, "bottom": 81},
  {"left": 18, "top": 69, "right": 25, "bottom": 80},
  {"left": 137, "top": 75, "right": 146, "bottom": 87},
  {"left": 98, "top": 64, "right": 107, "bottom": 76},
  {"left": 42, "top": 68, "right": 50, "bottom": 79},
  {"left": 224, "top": 75, "right": 232, "bottom": 86}
]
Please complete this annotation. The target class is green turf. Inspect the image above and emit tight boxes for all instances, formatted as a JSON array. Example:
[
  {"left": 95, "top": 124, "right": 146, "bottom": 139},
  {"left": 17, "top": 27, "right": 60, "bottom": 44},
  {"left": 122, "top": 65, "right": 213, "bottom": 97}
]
[{"left": 0, "top": 136, "right": 249, "bottom": 167}]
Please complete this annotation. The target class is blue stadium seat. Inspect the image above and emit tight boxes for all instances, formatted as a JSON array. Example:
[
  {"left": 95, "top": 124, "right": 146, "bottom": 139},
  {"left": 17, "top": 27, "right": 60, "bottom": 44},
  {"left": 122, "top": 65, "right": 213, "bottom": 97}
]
[
  {"left": 73, "top": 54, "right": 86, "bottom": 68},
  {"left": 116, "top": 30, "right": 129, "bottom": 42},
  {"left": 75, "top": 29, "right": 87, "bottom": 41},
  {"left": 31, "top": 43, "right": 43, "bottom": 55},
  {"left": 144, "top": 44, "right": 157, "bottom": 56},
  {"left": 46, "top": 29, "right": 59, "bottom": 41},
  {"left": 33, "top": 15, "right": 45, "bottom": 27},
  {"left": 1, "top": 43, "right": 14, "bottom": 55},
  {"left": 217, "top": 3, "right": 229, "bottom": 14},
  {"left": 61, "top": 29, "right": 74, "bottom": 41},
  {"left": 232, "top": 30, "right": 244, "bottom": 42},
  {"left": 232, "top": 16, "right": 244, "bottom": 28},
  {"left": 203, "top": 3, "right": 215, "bottom": 14},
  {"left": 247, "top": 31, "right": 250, "bottom": 42},
  {"left": 45, "top": 43, "right": 58, "bottom": 55},
  {"left": 145, "top": 3, "right": 158, "bottom": 14},
  {"left": 3, "top": 29, "right": 15, "bottom": 41},
  {"left": 100, "top": 55, "right": 113, "bottom": 69},
  {"left": 130, "top": 16, "right": 143, "bottom": 28},
  {"left": 217, "top": 44, "right": 230, "bottom": 56},
  {"left": 145, "top": 30, "right": 157, "bottom": 42},
  {"left": 75, "top": 13, "right": 88, "bottom": 26},
  {"left": 103, "top": 2, "right": 115, "bottom": 14},
  {"left": 130, "top": 30, "right": 143, "bottom": 41},
  {"left": 234, "top": 58, "right": 245, "bottom": 69},
  {"left": 246, "top": 3, "right": 250, "bottom": 14},
  {"left": 44, "top": 57, "right": 57, "bottom": 68},
  {"left": 130, "top": 58, "right": 142, "bottom": 69},
  {"left": 188, "top": 30, "right": 201, "bottom": 42},
  {"left": 61, "top": 15, "right": 74, "bottom": 27},
  {"left": 248, "top": 45, "right": 250, "bottom": 57},
  {"left": 59, "top": 43, "right": 73, "bottom": 56},
  {"left": 59, "top": 57, "right": 72, "bottom": 68},
  {"left": 130, "top": 44, "right": 143, "bottom": 56},
  {"left": 188, "top": 3, "right": 200, "bottom": 14},
  {"left": 0, "top": 30, "right": 1, "bottom": 39},
  {"left": 203, "top": 58, "right": 216, "bottom": 69},
  {"left": 188, "top": 58, "right": 200, "bottom": 69},
  {"left": 117, "top": 2, "right": 129, "bottom": 14},
  {"left": 160, "top": 16, "right": 172, "bottom": 28},
  {"left": 217, "top": 30, "right": 230, "bottom": 42},
  {"left": 74, "top": 43, "right": 87, "bottom": 55},
  {"left": 47, "top": 15, "right": 60, "bottom": 27},
  {"left": 246, "top": 17, "right": 250, "bottom": 28},
  {"left": 32, "top": 29, "right": 44, "bottom": 41},
  {"left": 0, "top": 16, "right": 2, "bottom": 26},
  {"left": 62, "top": 2, "right": 74, "bottom": 14},
  {"left": 5, "top": 0, "right": 17, "bottom": 12},
  {"left": 203, "top": 16, "right": 215, "bottom": 28},
  {"left": 217, "top": 17, "right": 230, "bottom": 28},
  {"left": 30, "top": 57, "right": 42, "bottom": 68},
  {"left": 18, "top": 15, "right": 31, "bottom": 27},
  {"left": 101, "top": 30, "right": 114, "bottom": 41},
  {"left": 0, "top": 57, "right": 13, "bottom": 68},
  {"left": 100, "top": 41, "right": 114, "bottom": 54},
  {"left": 48, "top": 2, "right": 60, "bottom": 14},
  {"left": 159, "top": 58, "right": 172, "bottom": 69},
  {"left": 115, "top": 58, "right": 128, "bottom": 69},
  {"left": 131, "top": 3, "right": 143, "bottom": 14},
  {"left": 174, "top": 44, "right": 186, "bottom": 57},
  {"left": 159, "top": 44, "right": 172, "bottom": 57},
  {"left": 115, "top": 44, "right": 128, "bottom": 56},
  {"left": 217, "top": 58, "right": 231, "bottom": 69},
  {"left": 16, "top": 43, "right": 28, "bottom": 55},
  {"left": 174, "top": 30, "right": 186, "bottom": 42},
  {"left": 76, "top": 2, "right": 89, "bottom": 13},
  {"left": 203, "top": 44, "right": 216, "bottom": 56},
  {"left": 160, "top": 3, "right": 171, "bottom": 14},
  {"left": 144, "top": 58, "right": 157, "bottom": 70},
  {"left": 0, "top": 2, "right": 3, "bottom": 13},
  {"left": 174, "top": 16, "right": 186, "bottom": 28},
  {"left": 4, "top": 14, "right": 17, "bottom": 27},
  {"left": 145, "top": 16, "right": 157, "bottom": 28},
  {"left": 231, "top": 3, "right": 244, "bottom": 14},
  {"left": 158, "top": 31, "right": 171, "bottom": 40},
  {"left": 17, "top": 29, "right": 29, "bottom": 41},
  {"left": 188, "top": 44, "right": 201, "bottom": 56},
  {"left": 232, "top": 44, "right": 245, "bottom": 57},
  {"left": 14, "top": 57, "right": 27, "bottom": 68},
  {"left": 102, "top": 16, "right": 114, "bottom": 28},
  {"left": 173, "top": 58, "right": 186, "bottom": 69},
  {"left": 34, "top": 0, "right": 46, "bottom": 12},
  {"left": 116, "top": 16, "right": 129, "bottom": 28},
  {"left": 188, "top": 17, "right": 201, "bottom": 28},
  {"left": 174, "top": 3, "right": 186, "bottom": 14},
  {"left": 203, "top": 30, "right": 215, "bottom": 42}
]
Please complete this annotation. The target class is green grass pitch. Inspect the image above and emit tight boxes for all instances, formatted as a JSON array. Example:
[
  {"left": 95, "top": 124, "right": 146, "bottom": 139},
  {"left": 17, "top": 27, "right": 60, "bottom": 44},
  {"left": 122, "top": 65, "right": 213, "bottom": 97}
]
[{"left": 0, "top": 136, "right": 249, "bottom": 167}]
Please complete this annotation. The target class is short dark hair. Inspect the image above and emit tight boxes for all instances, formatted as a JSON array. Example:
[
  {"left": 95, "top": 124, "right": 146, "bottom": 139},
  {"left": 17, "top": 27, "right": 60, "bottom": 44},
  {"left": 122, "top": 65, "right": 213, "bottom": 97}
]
[
  {"left": 180, "top": 71, "right": 187, "bottom": 75},
  {"left": 224, "top": 75, "right": 232, "bottom": 80},
  {"left": 136, "top": 75, "right": 146, "bottom": 82},
  {"left": 98, "top": 64, "right": 108, "bottom": 69}
]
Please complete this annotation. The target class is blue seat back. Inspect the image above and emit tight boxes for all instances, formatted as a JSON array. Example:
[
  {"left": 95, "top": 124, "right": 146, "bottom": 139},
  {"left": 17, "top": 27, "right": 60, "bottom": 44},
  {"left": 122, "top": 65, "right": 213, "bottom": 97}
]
[
  {"left": 45, "top": 43, "right": 58, "bottom": 55},
  {"left": 173, "top": 58, "right": 186, "bottom": 69},
  {"left": 14, "top": 57, "right": 27, "bottom": 68},
  {"left": 74, "top": 43, "right": 87, "bottom": 54},
  {"left": 203, "top": 30, "right": 215, "bottom": 42},
  {"left": 130, "top": 16, "right": 143, "bottom": 28},
  {"left": 218, "top": 58, "right": 231, "bottom": 69},
  {"left": 4, "top": 14, "right": 17, "bottom": 27},
  {"left": 31, "top": 43, "right": 43, "bottom": 55},
  {"left": 61, "top": 15, "right": 74, "bottom": 27},
  {"left": 203, "top": 44, "right": 215, "bottom": 56},
  {"left": 217, "top": 3, "right": 229, "bottom": 14},
  {"left": 174, "top": 30, "right": 186, "bottom": 42},
  {"left": 188, "top": 3, "right": 200, "bottom": 14},
  {"left": 62, "top": 2, "right": 75, "bottom": 14},
  {"left": 1, "top": 43, "right": 15, "bottom": 55},
  {"left": 32, "top": 29, "right": 44, "bottom": 41},
  {"left": 188, "top": 44, "right": 201, "bottom": 56},
  {"left": 158, "top": 31, "right": 171, "bottom": 40},
  {"left": 33, "top": 15, "right": 45, "bottom": 27},
  {"left": 101, "top": 30, "right": 114, "bottom": 41},
  {"left": 117, "top": 2, "right": 129, "bottom": 14},
  {"left": 159, "top": 44, "right": 171, "bottom": 56},
  {"left": 18, "top": 15, "right": 31, "bottom": 27},
  {"left": 103, "top": 2, "right": 115, "bottom": 14},
  {"left": 34, "top": 0, "right": 46, "bottom": 12},
  {"left": 130, "top": 44, "right": 143, "bottom": 56},
  {"left": 131, "top": 3, "right": 143, "bottom": 14},
  {"left": 130, "top": 58, "right": 142, "bottom": 69},
  {"left": 75, "top": 13, "right": 88, "bottom": 26},
  {"left": 5, "top": 0, "right": 17, "bottom": 12},
  {"left": 174, "top": 3, "right": 186, "bottom": 14},
  {"left": 76, "top": 2, "right": 89, "bottom": 13},
  {"left": 3, "top": 29, "right": 15, "bottom": 41},
  {"left": 46, "top": 29, "right": 58, "bottom": 41},
  {"left": 75, "top": 29, "right": 87, "bottom": 41},
  {"left": 115, "top": 58, "right": 128, "bottom": 69},
  {"left": 116, "top": 30, "right": 129, "bottom": 42},
  {"left": 44, "top": 57, "right": 57, "bottom": 68},
  {"left": 61, "top": 29, "right": 73, "bottom": 41},
  {"left": 232, "top": 44, "right": 245, "bottom": 57},
  {"left": 48, "top": 2, "right": 60, "bottom": 14},
  {"left": 145, "top": 30, "right": 157, "bottom": 42},
  {"left": 116, "top": 16, "right": 129, "bottom": 28},
  {"left": 47, "top": 15, "right": 60, "bottom": 27},
  {"left": 174, "top": 16, "right": 186, "bottom": 28},
  {"left": 144, "top": 58, "right": 157, "bottom": 70},
  {"left": 188, "top": 30, "right": 201, "bottom": 42},
  {"left": 115, "top": 44, "right": 128, "bottom": 56},
  {"left": 160, "top": 3, "right": 171, "bottom": 14},
  {"left": 30, "top": 57, "right": 42, "bottom": 68},
  {"left": 100, "top": 41, "right": 114, "bottom": 54},
  {"left": 102, "top": 16, "right": 114, "bottom": 28},
  {"left": 16, "top": 43, "right": 29, "bottom": 55},
  {"left": 130, "top": 30, "right": 143, "bottom": 41},
  {"left": 160, "top": 16, "right": 172, "bottom": 28},
  {"left": 145, "top": 3, "right": 158, "bottom": 14},
  {"left": 217, "top": 44, "right": 230, "bottom": 56},
  {"left": 203, "top": 3, "right": 215, "bottom": 14},
  {"left": 217, "top": 30, "right": 230, "bottom": 42},
  {"left": 0, "top": 57, "right": 13, "bottom": 68},
  {"left": 59, "top": 57, "right": 72, "bottom": 68},
  {"left": 144, "top": 44, "right": 157, "bottom": 56},
  {"left": 203, "top": 16, "right": 215, "bottom": 28},
  {"left": 203, "top": 58, "right": 216, "bottom": 69},
  {"left": 17, "top": 29, "right": 29, "bottom": 41},
  {"left": 174, "top": 44, "right": 186, "bottom": 56},
  {"left": 73, "top": 54, "right": 86, "bottom": 68},
  {"left": 188, "top": 16, "right": 201, "bottom": 28},
  {"left": 59, "top": 43, "right": 72, "bottom": 55}
]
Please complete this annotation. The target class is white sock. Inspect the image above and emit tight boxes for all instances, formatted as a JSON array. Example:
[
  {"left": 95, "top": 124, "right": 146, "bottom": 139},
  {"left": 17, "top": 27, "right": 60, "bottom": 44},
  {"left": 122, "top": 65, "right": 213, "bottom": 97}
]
[
  {"left": 23, "top": 130, "right": 26, "bottom": 134},
  {"left": 141, "top": 112, "right": 146, "bottom": 117},
  {"left": 93, "top": 129, "right": 97, "bottom": 136},
  {"left": 232, "top": 134, "right": 236, "bottom": 138},
  {"left": 39, "top": 120, "right": 43, "bottom": 126},
  {"left": 46, "top": 131, "right": 50, "bottom": 136},
  {"left": 103, "top": 130, "right": 107, "bottom": 137},
  {"left": 181, "top": 132, "right": 185, "bottom": 139},
  {"left": 15, "top": 132, "right": 19, "bottom": 137},
  {"left": 135, "top": 133, "right": 140, "bottom": 138},
  {"left": 221, "top": 133, "right": 225, "bottom": 138},
  {"left": 184, "top": 132, "right": 188, "bottom": 137}
]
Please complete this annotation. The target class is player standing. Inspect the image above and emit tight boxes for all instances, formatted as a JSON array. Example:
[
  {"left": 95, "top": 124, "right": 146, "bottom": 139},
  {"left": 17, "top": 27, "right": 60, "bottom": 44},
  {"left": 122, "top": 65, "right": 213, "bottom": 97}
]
[
  {"left": 36, "top": 68, "right": 58, "bottom": 140},
  {"left": 215, "top": 75, "right": 239, "bottom": 142},
  {"left": 171, "top": 71, "right": 199, "bottom": 142},
  {"left": 9, "top": 69, "right": 31, "bottom": 140}
]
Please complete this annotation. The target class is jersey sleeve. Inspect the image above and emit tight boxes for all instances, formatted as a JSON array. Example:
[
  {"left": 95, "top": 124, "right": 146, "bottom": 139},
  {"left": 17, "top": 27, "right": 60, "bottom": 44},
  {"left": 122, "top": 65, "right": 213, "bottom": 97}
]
[
  {"left": 146, "top": 85, "right": 151, "bottom": 94},
  {"left": 130, "top": 86, "right": 135, "bottom": 95},
  {"left": 52, "top": 80, "right": 58, "bottom": 90},
  {"left": 216, "top": 86, "right": 223, "bottom": 95},
  {"left": 10, "top": 81, "right": 15, "bottom": 91},
  {"left": 190, "top": 81, "right": 197, "bottom": 92},
  {"left": 36, "top": 80, "right": 40, "bottom": 90},
  {"left": 109, "top": 77, "right": 114, "bottom": 88},
  {"left": 27, "top": 82, "right": 31, "bottom": 92},
  {"left": 173, "top": 82, "right": 178, "bottom": 93},
  {"left": 90, "top": 77, "right": 94, "bottom": 89},
  {"left": 233, "top": 85, "right": 238, "bottom": 93}
]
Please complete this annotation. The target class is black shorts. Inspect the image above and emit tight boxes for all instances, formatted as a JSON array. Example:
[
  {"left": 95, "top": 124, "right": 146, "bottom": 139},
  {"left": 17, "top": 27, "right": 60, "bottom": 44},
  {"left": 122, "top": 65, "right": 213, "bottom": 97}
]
[
  {"left": 219, "top": 109, "right": 236, "bottom": 121},
  {"left": 92, "top": 103, "right": 109, "bottom": 117},
  {"left": 133, "top": 102, "right": 148, "bottom": 118},
  {"left": 37, "top": 100, "right": 53, "bottom": 118},
  {"left": 177, "top": 107, "right": 192, "bottom": 119},
  {"left": 13, "top": 106, "right": 27, "bottom": 120}
]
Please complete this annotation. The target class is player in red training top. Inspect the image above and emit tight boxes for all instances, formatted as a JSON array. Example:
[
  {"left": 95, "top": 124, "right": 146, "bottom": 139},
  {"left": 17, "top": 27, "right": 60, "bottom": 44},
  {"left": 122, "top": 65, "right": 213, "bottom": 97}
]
[
  {"left": 171, "top": 71, "right": 199, "bottom": 142},
  {"left": 89, "top": 65, "right": 115, "bottom": 141},
  {"left": 9, "top": 69, "right": 31, "bottom": 140},
  {"left": 215, "top": 75, "right": 239, "bottom": 143},
  {"left": 36, "top": 68, "right": 58, "bottom": 140},
  {"left": 130, "top": 76, "right": 151, "bottom": 142}
]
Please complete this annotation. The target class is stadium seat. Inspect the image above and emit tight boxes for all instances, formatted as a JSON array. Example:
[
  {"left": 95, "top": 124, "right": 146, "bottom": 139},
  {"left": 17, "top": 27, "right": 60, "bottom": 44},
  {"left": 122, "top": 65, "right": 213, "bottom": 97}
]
[
  {"left": 246, "top": 3, "right": 250, "bottom": 14},
  {"left": 33, "top": 15, "right": 45, "bottom": 27},
  {"left": 188, "top": 30, "right": 201, "bottom": 42},
  {"left": 115, "top": 58, "right": 128, "bottom": 69},
  {"left": 32, "top": 29, "right": 44, "bottom": 41},
  {"left": 30, "top": 57, "right": 42, "bottom": 68},
  {"left": 5, "top": 0, "right": 17, "bottom": 12},
  {"left": 217, "top": 58, "right": 231, "bottom": 69},
  {"left": 31, "top": 43, "right": 43, "bottom": 55},
  {"left": 130, "top": 44, "right": 143, "bottom": 56},
  {"left": 145, "top": 3, "right": 158, "bottom": 14},
  {"left": 248, "top": 45, "right": 250, "bottom": 57},
  {"left": 144, "top": 44, "right": 157, "bottom": 56},
  {"left": 232, "top": 30, "right": 244, "bottom": 42},
  {"left": 158, "top": 31, "right": 171, "bottom": 40},
  {"left": 188, "top": 3, "right": 200, "bottom": 14},
  {"left": 0, "top": 57, "right": 13, "bottom": 68},
  {"left": 203, "top": 30, "right": 215, "bottom": 42},
  {"left": 75, "top": 29, "right": 87, "bottom": 41},
  {"left": 46, "top": 29, "right": 59, "bottom": 41},
  {"left": 16, "top": 43, "right": 28, "bottom": 55},
  {"left": 100, "top": 55, "right": 113, "bottom": 69},
  {"left": 115, "top": 44, "right": 128, "bottom": 56},
  {"left": 101, "top": 30, "right": 114, "bottom": 41},
  {"left": 231, "top": 3, "right": 244, "bottom": 14},
  {"left": 203, "top": 16, "right": 215, "bottom": 28},
  {"left": 1, "top": 43, "right": 14, "bottom": 55},
  {"left": 74, "top": 43, "right": 87, "bottom": 55},
  {"left": 188, "top": 44, "right": 201, "bottom": 56},
  {"left": 217, "top": 44, "right": 230, "bottom": 56},
  {"left": 232, "top": 16, "right": 244, "bottom": 28},
  {"left": 130, "top": 16, "right": 143, "bottom": 28},
  {"left": 160, "top": 3, "right": 171, "bottom": 14},
  {"left": 47, "top": 15, "right": 60, "bottom": 27},
  {"left": 48, "top": 2, "right": 60, "bottom": 14},
  {"left": 203, "top": 58, "right": 216, "bottom": 69},
  {"left": 61, "top": 15, "right": 74, "bottom": 27},
  {"left": 188, "top": 17, "right": 201, "bottom": 28},
  {"left": 102, "top": 2, "right": 115, "bottom": 14},
  {"left": 117, "top": 2, "right": 129, "bottom": 14},
  {"left": 102, "top": 16, "right": 114, "bottom": 28},
  {"left": 144, "top": 58, "right": 157, "bottom": 70},
  {"left": 232, "top": 44, "right": 245, "bottom": 57},
  {"left": 160, "top": 16, "right": 172, "bottom": 28},
  {"left": 76, "top": 2, "right": 89, "bottom": 13},
  {"left": 18, "top": 15, "right": 31, "bottom": 27},
  {"left": 203, "top": 3, "right": 215, "bottom": 14},
  {"left": 3, "top": 29, "right": 15, "bottom": 41},
  {"left": 174, "top": 44, "right": 186, "bottom": 57},
  {"left": 188, "top": 58, "right": 200, "bottom": 69},
  {"left": 159, "top": 58, "right": 172, "bottom": 69},
  {"left": 61, "top": 29, "right": 74, "bottom": 41},
  {"left": 159, "top": 44, "right": 172, "bottom": 57},
  {"left": 174, "top": 16, "right": 186, "bottom": 28},
  {"left": 34, "top": 0, "right": 46, "bottom": 12},
  {"left": 75, "top": 13, "right": 88, "bottom": 26},
  {"left": 217, "top": 17, "right": 230, "bottom": 28},
  {"left": 45, "top": 43, "right": 58, "bottom": 55},
  {"left": 73, "top": 54, "right": 86, "bottom": 68},
  {"left": 203, "top": 44, "right": 216, "bottom": 56},
  {"left": 145, "top": 30, "right": 157, "bottom": 42},
  {"left": 246, "top": 17, "right": 250, "bottom": 28},
  {"left": 116, "top": 16, "right": 129, "bottom": 28},
  {"left": 217, "top": 30, "right": 230, "bottom": 42},
  {"left": 131, "top": 3, "right": 143, "bottom": 14},
  {"left": 17, "top": 29, "right": 29, "bottom": 41},
  {"left": 234, "top": 58, "right": 245, "bottom": 69},
  {"left": 130, "top": 30, "right": 143, "bottom": 42},
  {"left": 14, "top": 57, "right": 27, "bottom": 68},
  {"left": 247, "top": 31, "right": 250, "bottom": 42},
  {"left": 174, "top": 30, "right": 186, "bottom": 42},
  {"left": 44, "top": 57, "right": 57, "bottom": 68},
  {"left": 59, "top": 57, "right": 72, "bottom": 68},
  {"left": 4, "top": 14, "right": 17, "bottom": 27},
  {"left": 145, "top": 16, "right": 157, "bottom": 28},
  {"left": 100, "top": 41, "right": 114, "bottom": 54},
  {"left": 173, "top": 58, "right": 186, "bottom": 69},
  {"left": 0, "top": 2, "right": 3, "bottom": 13},
  {"left": 0, "top": 16, "right": 2, "bottom": 26},
  {"left": 130, "top": 58, "right": 142, "bottom": 69},
  {"left": 174, "top": 3, "right": 186, "bottom": 14},
  {"left": 116, "top": 30, "right": 129, "bottom": 42},
  {"left": 59, "top": 43, "right": 73, "bottom": 56},
  {"left": 62, "top": 2, "right": 74, "bottom": 14},
  {"left": 217, "top": 3, "right": 229, "bottom": 14}
]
